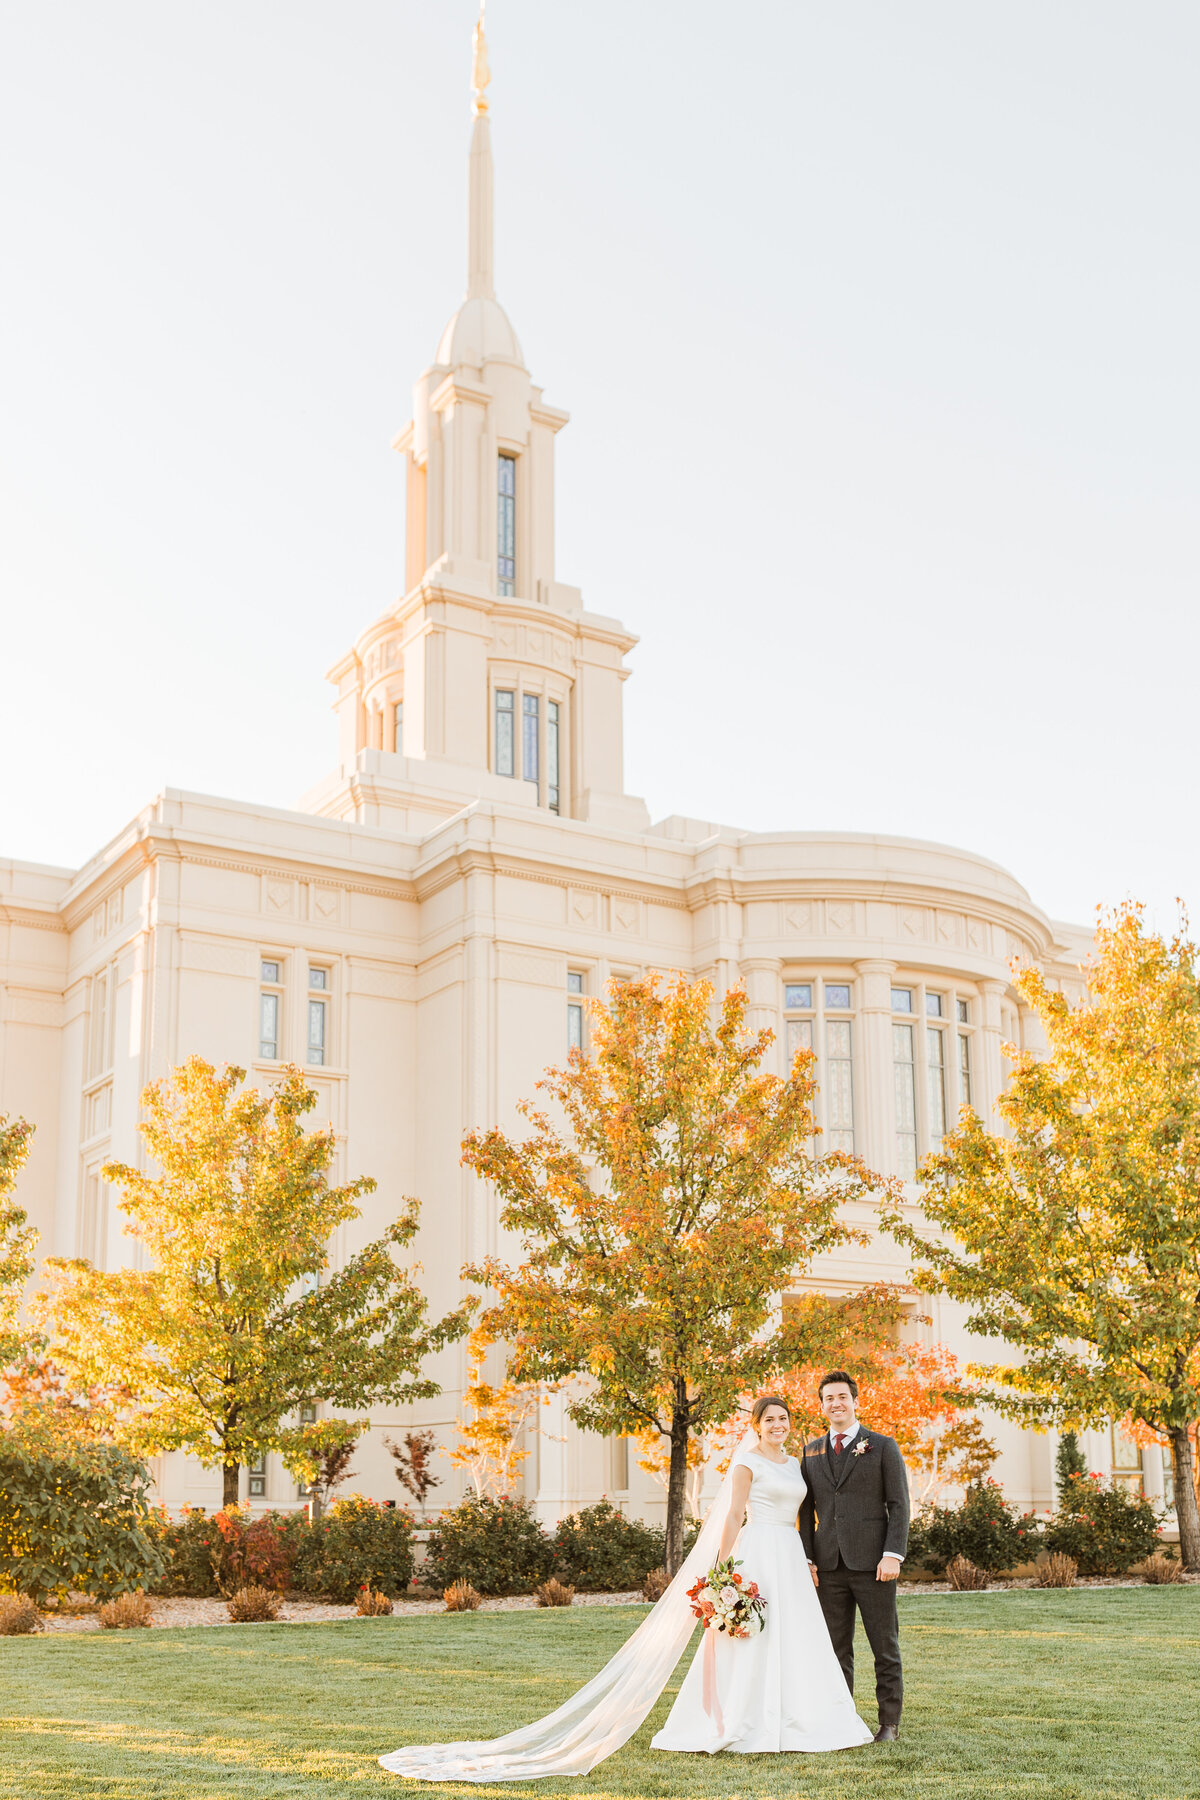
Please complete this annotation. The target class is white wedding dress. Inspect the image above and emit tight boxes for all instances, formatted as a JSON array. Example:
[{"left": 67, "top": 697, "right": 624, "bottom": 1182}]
[
  {"left": 651, "top": 1446, "right": 872, "bottom": 1754},
  {"left": 379, "top": 1431, "right": 870, "bottom": 1780}
]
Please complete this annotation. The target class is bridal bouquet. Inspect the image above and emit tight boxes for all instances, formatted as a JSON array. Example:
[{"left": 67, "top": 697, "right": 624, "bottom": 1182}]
[{"left": 686, "top": 1557, "right": 766, "bottom": 1638}]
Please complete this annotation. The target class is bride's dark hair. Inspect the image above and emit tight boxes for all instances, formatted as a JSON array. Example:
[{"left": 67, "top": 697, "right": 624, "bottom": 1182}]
[{"left": 750, "top": 1394, "right": 791, "bottom": 1430}]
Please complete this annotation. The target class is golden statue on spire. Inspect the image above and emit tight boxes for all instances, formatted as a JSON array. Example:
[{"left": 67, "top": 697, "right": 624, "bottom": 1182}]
[{"left": 471, "top": 3, "right": 490, "bottom": 115}]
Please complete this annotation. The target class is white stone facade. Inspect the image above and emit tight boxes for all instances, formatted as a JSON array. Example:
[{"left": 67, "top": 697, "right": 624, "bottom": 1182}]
[{"left": 0, "top": 57, "right": 1166, "bottom": 1523}]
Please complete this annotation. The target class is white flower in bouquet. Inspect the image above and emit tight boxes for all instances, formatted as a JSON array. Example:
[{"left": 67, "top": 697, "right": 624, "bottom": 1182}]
[{"left": 719, "top": 1586, "right": 738, "bottom": 1606}]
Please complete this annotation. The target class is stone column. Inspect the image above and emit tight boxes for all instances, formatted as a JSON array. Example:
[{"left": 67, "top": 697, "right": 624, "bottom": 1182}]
[
  {"left": 741, "top": 957, "right": 783, "bottom": 1072},
  {"left": 855, "top": 959, "right": 896, "bottom": 1175}
]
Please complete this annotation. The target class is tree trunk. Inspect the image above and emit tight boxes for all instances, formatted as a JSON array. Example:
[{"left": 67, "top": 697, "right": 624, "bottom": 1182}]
[
  {"left": 663, "top": 1393, "right": 690, "bottom": 1577},
  {"left": 222, "top": 1460, "right": 241, "bottom": 1509},
  {"left": 1169, "top": 1427, "right": 1200, "bottom": 1572}
]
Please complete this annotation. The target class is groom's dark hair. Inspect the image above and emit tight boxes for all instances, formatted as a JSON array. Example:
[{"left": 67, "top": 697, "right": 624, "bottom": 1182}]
[{"left": 818, "top": 1369, "right": 859, "bottom": 1400}]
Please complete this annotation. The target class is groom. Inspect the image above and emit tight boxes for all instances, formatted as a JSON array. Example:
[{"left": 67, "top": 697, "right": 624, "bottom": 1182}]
[{"left": 797, "top": 1370, "right": 910, "bottom": 1743}]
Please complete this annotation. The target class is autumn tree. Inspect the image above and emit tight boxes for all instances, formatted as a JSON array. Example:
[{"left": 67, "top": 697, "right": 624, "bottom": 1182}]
[
  {"left": 39, "top": 1058, "right": 472, "bottom": 1506},
  {"left": 462, "top": 973, "right": 896, "bottom": 1573},
  {"left": 445, "top": 1327, "right": 547, "bottom": 1497},
  {"left": 0, "top": 1115, "right": 36, "bottom": 1367},
  {"left": 386, "top": 1427, "right": 442, "bottom": 1516},
  {"left": 888, "top": 902, "right": 1200, "bottom": 1569}
]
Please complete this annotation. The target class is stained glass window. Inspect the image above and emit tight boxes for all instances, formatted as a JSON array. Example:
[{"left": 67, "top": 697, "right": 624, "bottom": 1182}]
[
  {"left": 825, "top": 983, "right": 851, "bottom": 1010},
  {"left": 261, "top": 960, "right": 280, "bottom": 983},
  {"left": 927, "top": 1027, "right": 946, "bottom": 1144},
  {"left": 958, "top": 1032, "right": 972, "bottom": 1107},
  {"left": 893, "top": 1023, "right": 917, "bottom": 1177},
  {"left": 497, "top": 453, "right": 516, "bottom": 595},
  {"left": 309, "top": 968, "right": 327, "bottom": 991},
  {"left": 259, "top": 992, "right": 279, "bottom": 1060},
  {"left": 956, "top": 998, "right": 969, "bottom": 1024},
  {"left": 548, "top": 700, "right": 560, "bottom": 813},
  {"left": 307, "top": 998, "right": 326, "bottom": 1067},
  {"left": 495, "top": 689, "right": 515, "bottom": 776},
  {"left": 826, "top": 1019, "right": 855, "bottom": 1151},
  {"left": 784, "top": 983, "right": 812, "bottom": 1010},
  {"left": 926, "top": 992, "right": 943, "bottom": 1018},
  {"left": 891, "top": 988, "right": 913, "bottom": 1013},
  {"left": 786, "top": 1017, "right": 813, "bottom": 1065},
  {"left": 567, "top": 971, "right": 584, "bottom": 1052},
  {"left": 248, "top": 1454, "right": 267, "bottom": 1499},
  {"left": 522, "top": 694, "right": 539, "bottom": 785}
]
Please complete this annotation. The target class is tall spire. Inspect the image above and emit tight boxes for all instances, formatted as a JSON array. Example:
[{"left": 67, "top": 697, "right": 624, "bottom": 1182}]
[{"left": 467, "top": 4, "right": 494, "bottom": 301}]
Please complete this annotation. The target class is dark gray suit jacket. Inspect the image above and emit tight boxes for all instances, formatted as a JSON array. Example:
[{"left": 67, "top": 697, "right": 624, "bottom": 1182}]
[{"left": 797, "top": 1428, "right": 910, "bottom": 1572}]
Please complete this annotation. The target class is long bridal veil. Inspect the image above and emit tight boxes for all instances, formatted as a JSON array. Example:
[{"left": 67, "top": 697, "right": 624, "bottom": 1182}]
[{"left": 379, "top": 1429, "right": 756, "bottom": 1782}]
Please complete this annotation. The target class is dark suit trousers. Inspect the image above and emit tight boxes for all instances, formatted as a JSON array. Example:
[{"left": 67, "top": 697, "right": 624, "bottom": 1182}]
[{"left": 816, "top": 1555, "right": 903, "bottom": 1727}]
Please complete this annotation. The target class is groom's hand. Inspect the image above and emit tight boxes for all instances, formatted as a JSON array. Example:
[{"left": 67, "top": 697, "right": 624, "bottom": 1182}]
[
  {"left": 876, "top": 1555, "right": 901, "bottom": 1583},
  {"left": 807, "top": 1561, "right": 819, "bottom": 1589}
]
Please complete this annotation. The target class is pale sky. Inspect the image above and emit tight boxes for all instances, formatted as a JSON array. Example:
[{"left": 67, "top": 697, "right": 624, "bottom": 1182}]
[{"left": 2, "top": 2, "right": 1197, "bottom": 933}]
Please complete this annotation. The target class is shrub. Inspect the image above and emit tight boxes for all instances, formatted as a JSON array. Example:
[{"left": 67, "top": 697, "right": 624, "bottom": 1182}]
[
  {"left": 1043, "top": 1474, "right": 1162, "bottom": 1576},
  {"left": 146, "top": 1507, "right": 223, "bottom": 1597},
  {"left": 227, "top": 1584, "right": 281, "bottom": 1622},
  {"left": 444, "top": 1579, "right": 481, "bottom": 1612},
  {"left": 1037, "top": 1552, "right": 1077, "bottom": 1589},
  {"left": 1143, "top": 1552, "right": 1184, "bottom": 1585},
  {"left": 0, "top": 1594, "right": 41, "bottom": 1635},
  {"left": 292, "top": 1495, "right": 416, "bottom": 1602},
  {"left": 0, "top": 1418, "right": 164, "bottom": 1604},
  {"left": 425, "top": 1494, "right": 552, "bottom": 1596},
  {"left": 98, "top": 1590, "right": 154, "bottom": 1628},
  {"left": 910, "top": 1480, "right": 1040, "bottom": 1575},
  {"left": 212, "top": 1507, "right": 302, "bottom": 1595},
  {"left": 642, "top": 1568, "right": 670, "bottom": 1602},
  {"left": 552, "top": 1499, "right": 665, "bottom": 1593},
  {"left": 356, "top": 1586, "right": 394, "bottom": 1615},
  {"left": 946, "top": 1554, "right": 988, "bottom": 1590},
  {"left": 535, "top": 1577, "right": 575, "bottom": 1607}
]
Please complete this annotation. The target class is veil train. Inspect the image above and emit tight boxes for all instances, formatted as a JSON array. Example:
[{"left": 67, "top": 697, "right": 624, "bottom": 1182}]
[{"left": 379, "top": 1430, "right": 755, "bottom": 1781}]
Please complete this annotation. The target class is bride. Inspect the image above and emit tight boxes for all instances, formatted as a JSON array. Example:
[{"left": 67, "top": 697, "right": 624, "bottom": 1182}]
[{"left": 379, "top": 1394, "right": 872, "bottom": 1780}]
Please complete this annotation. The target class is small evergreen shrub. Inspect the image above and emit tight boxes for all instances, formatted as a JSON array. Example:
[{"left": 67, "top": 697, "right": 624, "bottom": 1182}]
[
  {"left": 292, "top": 1495, "right": 416, "bottom": 1602},
  {"left": 98, "top": 1590, "right": 154, "bottom": 1628},
  {"left": 1143, "top": 1552, "right": 1183, "bottom": 1585},
  {"left": 425, "top": 1494, "right": 552, "bottom": 1596},
  {"left": 147, "top": 1507, "right": 223, "bottom": 1597},
  {"left": 908, "top": 1481, "right": 1039, "bottom": 1576},
  {"left": 443, "top": 1579, "right": 482, "bottom": 1611},
  {"left": 355, "top": 1586, "right": 394, "bottom": 1615},
  {"left": 552, "top": 1499, "right": 665, "bottom": 1592},
  {"left": 227, "top": 1584, "right": 281, "bottom": 1622},
  {"left": 946, "top": 1554, "right": 989, "bottom": 1590},
  {"left": 1037, "top": 1552, "right": 1078, "bottom": 1588},
  {"left": 0, "top": 1594, "right": 41, "bottom": 1635},
  {"left": 1043, "top": 1474, "right": 1162, "bottom": 1576},
  {"left": 535, "top": 1577, "right": 575, "bottom": 1607}
]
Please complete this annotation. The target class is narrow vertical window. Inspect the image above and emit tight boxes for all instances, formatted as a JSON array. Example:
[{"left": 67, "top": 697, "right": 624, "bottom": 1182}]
[
  {"left": 825, "top": 1020, "right": 855, "bottom": 1151},
  {"left": 958, "top": 1031, "right": 972, "bottom": 1108},
  {"left": 393, "top": 699, "right": 404, "bottom": 752},
  {"left": 90, "top": 970, "right": 111, "bottom": 1077},
  {"left": 786, "top": 1017, "right": 813, "bottom": 1065},
  {"left": 307, "top": 969, "right": 328, "bottom": 1067},
  {"left": 927, "top": 1025, "right": 946, "bottom": 1145},
  {"left": 547, "top": 700, "right": 560, "bottom": 813},
  {"left": 567, "top": 971, "right": 584, "bottom": 1052},
  {"left": 495, "top": 690, "right": 515, "bottom": 776},
  {"left": 259, "top": 959, "right": 282, "bottom": 1060},
  {"left": 893, "top": 1021, "right": 917, "bottom": 1177},
  {"left": 497, "top": 452, "right": 516, "bottom": 595},
  {"left": 248, "top": 1454, "right": 267, "bottom": 1499},
  {"left": 522, "top": 693, "right": 539, "bottom": 786}
]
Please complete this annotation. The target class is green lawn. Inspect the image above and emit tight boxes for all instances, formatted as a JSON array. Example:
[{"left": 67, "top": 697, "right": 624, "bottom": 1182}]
[{"left": 1, "top": 1589, "right": 1197, "bottom": 1800}]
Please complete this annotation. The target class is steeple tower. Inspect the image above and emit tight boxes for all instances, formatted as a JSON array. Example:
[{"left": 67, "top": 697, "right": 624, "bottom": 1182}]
[{"left": 312, "top": 12, "right": 648, "bottom": 836}]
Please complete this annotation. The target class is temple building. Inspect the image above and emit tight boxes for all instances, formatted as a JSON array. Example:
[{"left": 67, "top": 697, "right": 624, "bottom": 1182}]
[{"left": 0, "top": 25, "right": 1165, "bottom": 1522}]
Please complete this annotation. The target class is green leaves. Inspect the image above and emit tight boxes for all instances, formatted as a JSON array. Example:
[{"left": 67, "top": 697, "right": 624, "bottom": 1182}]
[
  {"left": 0, "top": 1115, "right": 36, "bottom": 1366},
  {"left": 37, "top": 1057, "right": 470, "bottom": 1480}
]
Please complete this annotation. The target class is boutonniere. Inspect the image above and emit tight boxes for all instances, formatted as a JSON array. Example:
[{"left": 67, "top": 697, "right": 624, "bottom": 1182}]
[{"left": 852, "top": 1439, "right": 871, "bottom": 1457}]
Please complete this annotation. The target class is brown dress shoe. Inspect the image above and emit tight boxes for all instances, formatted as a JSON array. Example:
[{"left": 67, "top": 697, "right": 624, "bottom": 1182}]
[{"left": 873, "top": 1724, "right": 900, "bottom": 1742}]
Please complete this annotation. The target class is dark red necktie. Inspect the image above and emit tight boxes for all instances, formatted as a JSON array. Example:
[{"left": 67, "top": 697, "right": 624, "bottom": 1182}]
[{"left": 834, "top": 1434, "right": 845, "bottom": 1454}]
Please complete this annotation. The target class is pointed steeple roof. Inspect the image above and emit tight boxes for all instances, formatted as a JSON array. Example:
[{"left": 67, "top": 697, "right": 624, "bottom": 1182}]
[{"left": 436, "top": 6, "right": 524, "bottom": 370}]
